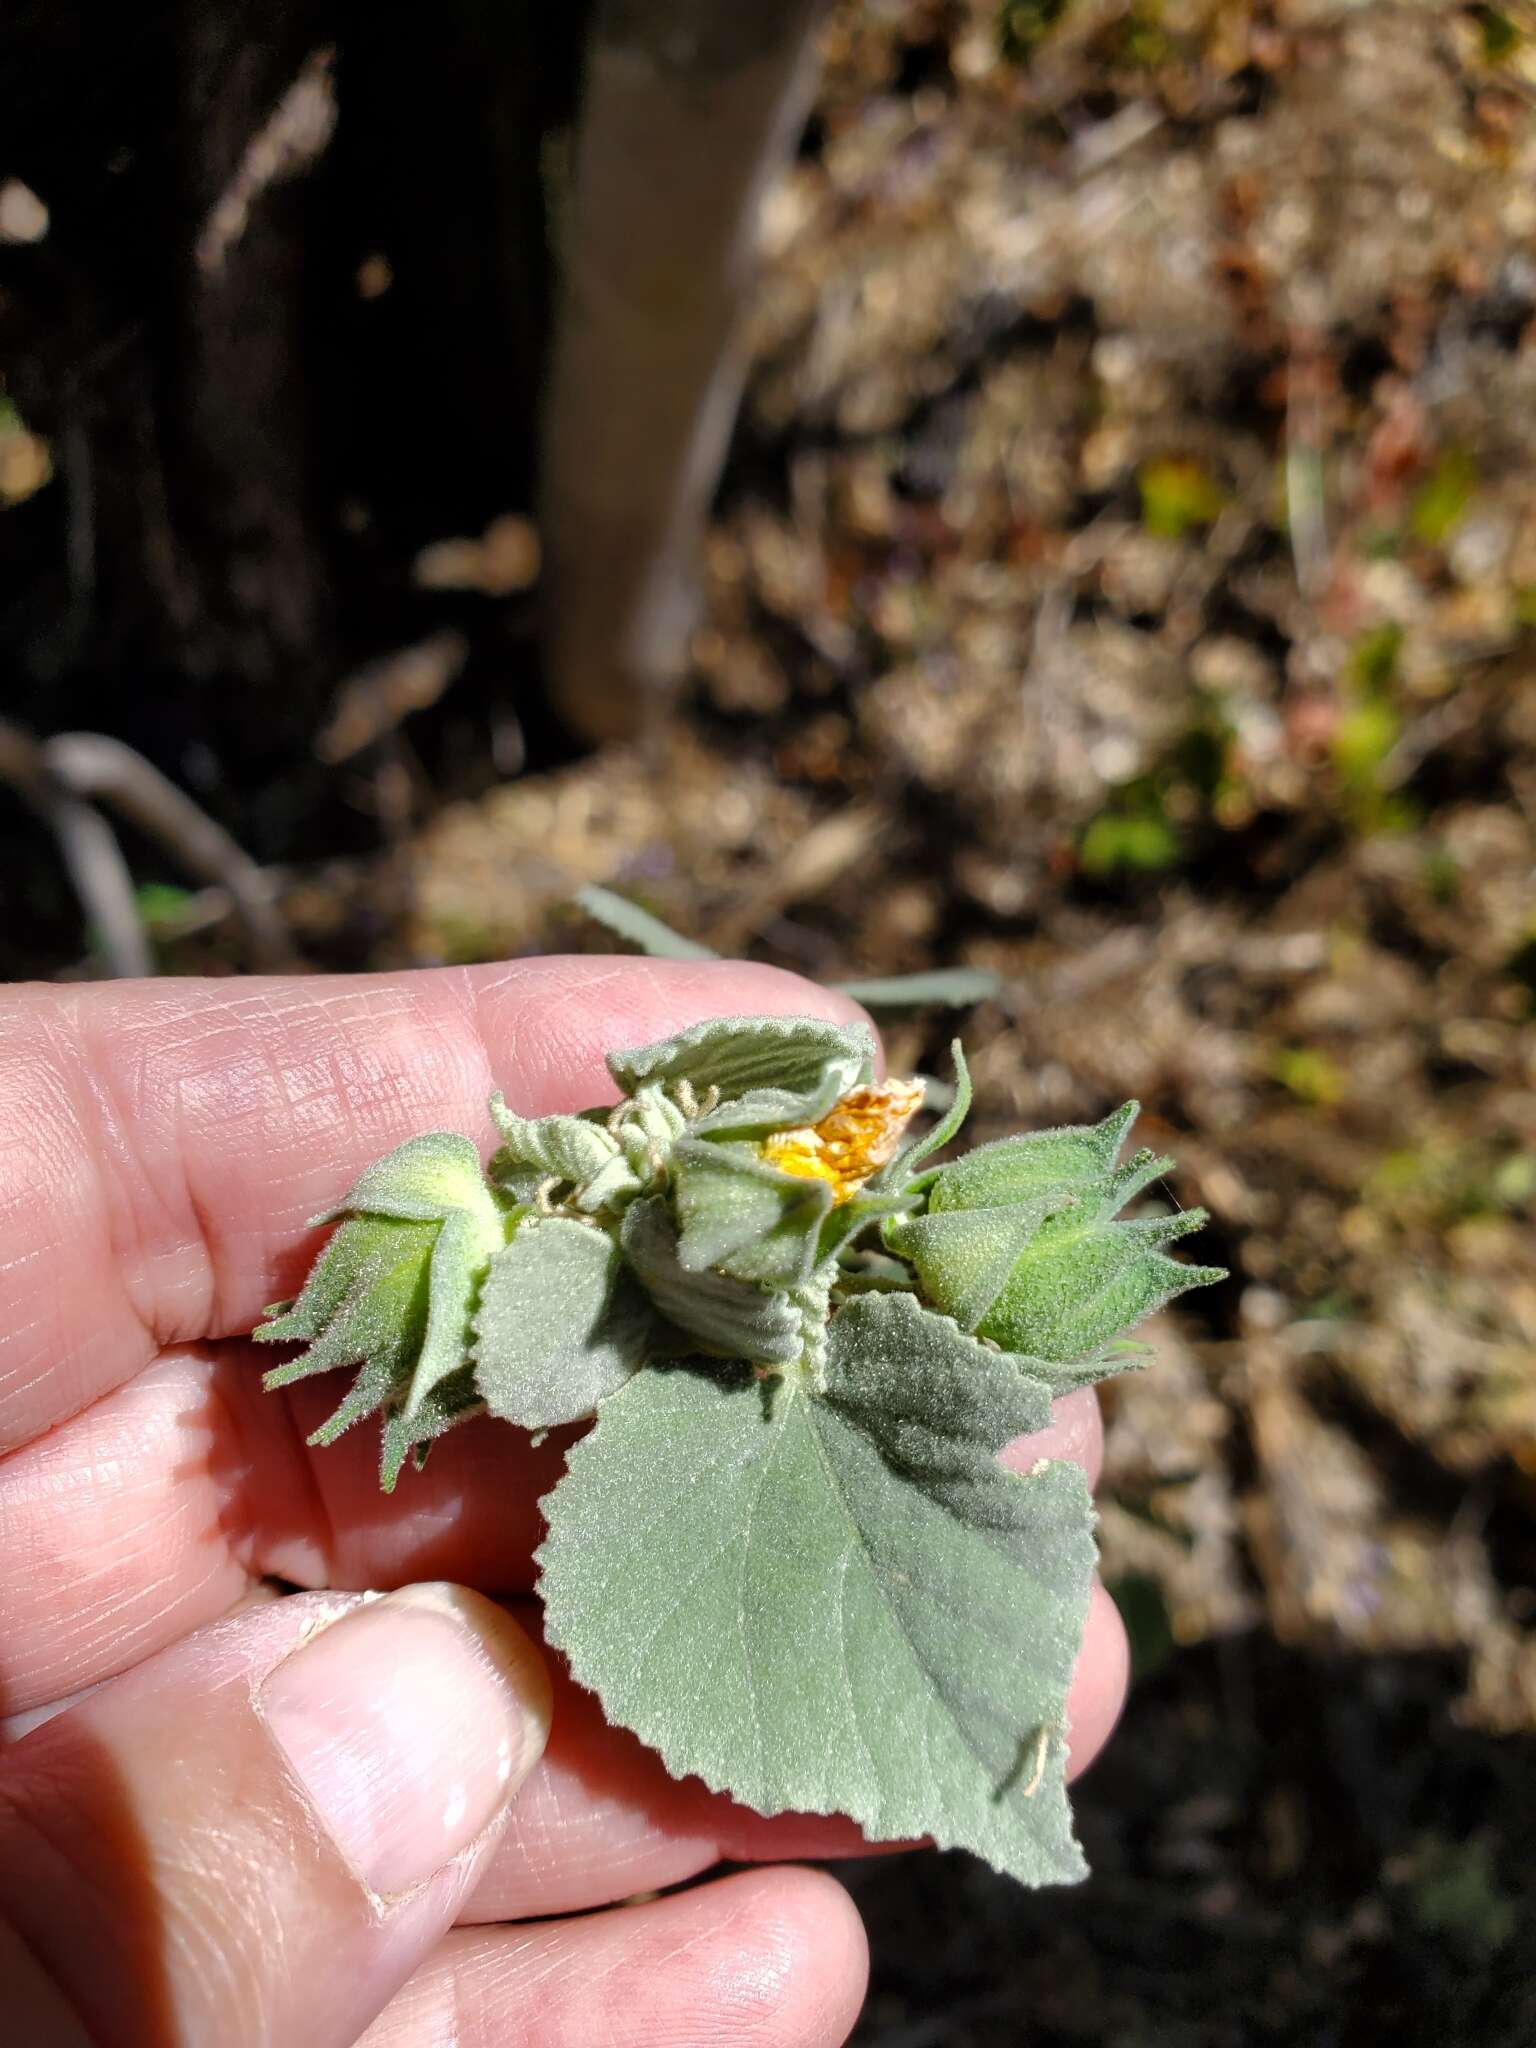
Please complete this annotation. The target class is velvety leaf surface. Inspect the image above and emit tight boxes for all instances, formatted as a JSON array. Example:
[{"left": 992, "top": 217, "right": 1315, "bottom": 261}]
[
  {"left": 476, "top": 1216, "right": 654, "bottom": 1429},
  {"left": 883, "top": 1201, "right": 1060, "bottom": 1332},
  {"left": 318, "top": 1130, "right": 502, "bottom": 1228},
  {"left": 487, "top": 1098, "right": 624, "bottom": 1186},
  {"left": 255, "top": 1130, "right": 508, "bottom": 1484},
  {"left": 538, "top": 1293, "right": 1096, "bottom": 1887},
  {"left": 671, "top": 1137, "right": 832, "bottom": 1288},
  {"left": 256, "top": 1214, "right": 436, "bottom": 1433},
  {"left": 907, "top": 1102, "right": 1226, "bottom": 1364},
  {"left": 608, "top": 1015, "right": 876, "bottom": 1135},
  {"left": 978, "top": 1205, "right": 1224, "bottom": 1363},
  {"left": 619, "top": 1196, "right": 804, "bottom": 1364}
]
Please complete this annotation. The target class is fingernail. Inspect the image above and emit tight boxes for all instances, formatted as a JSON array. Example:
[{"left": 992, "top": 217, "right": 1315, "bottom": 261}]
[{"left": 258, "top": 1584, "right": 551, "bottom": 1897}]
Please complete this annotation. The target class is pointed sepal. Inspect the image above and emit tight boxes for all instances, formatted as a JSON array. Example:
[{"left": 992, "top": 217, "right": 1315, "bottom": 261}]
[{"left": 254, "top": 1131, "right": 506, "bottom": 1485}]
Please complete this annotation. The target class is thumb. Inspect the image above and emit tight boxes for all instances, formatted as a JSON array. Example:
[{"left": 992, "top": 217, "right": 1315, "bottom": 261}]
[{"left": 0, "top": 1585, "right": 551, "bottom": 2048}]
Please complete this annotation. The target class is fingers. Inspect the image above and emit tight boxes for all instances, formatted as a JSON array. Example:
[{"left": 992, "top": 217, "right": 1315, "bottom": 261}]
[
  {"left": 462, "top": 1593, "right": 1127, "bottom": 1922},
  {"left": 1066, "top": 1579, "right": 1129, "bottom": 1775},
  {"left": 359, "top": 1868, "right": 869, "bottom": 2048},
  {"left": 0, "top": 958, "right": 870, "bottom": 1450},
  {"left": 0, "top": 1587, "right": 551, "bottom": 2048},
  {"left": 0, "top": 1345, "right": 1105, "bottom": 1716},
  {"left": 1001, "top": 1383, "right": 1104, "bottom": 1490},
  {"left": 2, "top": 1578, "right": 1126, "bottom": 1948}
]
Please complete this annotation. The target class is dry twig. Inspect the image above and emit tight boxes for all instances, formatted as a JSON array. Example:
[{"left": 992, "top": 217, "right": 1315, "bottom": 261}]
[{"left": 0, "top": 718, "right": 295, "bottom": 974}]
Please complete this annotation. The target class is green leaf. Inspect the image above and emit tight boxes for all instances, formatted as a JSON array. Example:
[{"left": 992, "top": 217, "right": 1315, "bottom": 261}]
[
  {"left": 981, "top": 1203, "right": 1223, "bottom": 1363},
  {"left": 487, "top": 1097, "right": 627, "bottom": 1189},
  {"left": 316, "top": 1131, "right": 500, "bottom": 1229},
  {"left": 619, "top": 1195, "right": 804, "bottom": 1364},
  {"left": 608, "top": 1015, "right": 876, "bottom": 1136},
  {"left": 475, "top": 1216, "right": 654, "bottom": 1429},
  {"left": 257, "top": 1214, "right": 436, "bottom": 1417},
  {"left": 573, "top": 884, "right": 719, "bottom": 961},
  {"left": 874, "top": 1039, "right": 974, "bottom": 1191},
  {"left": 885, "top": 1200, "right": 1063, "bottom": 1332},
  {"left": 833, "top": 968, "right": 1002, "bottom": 1008},
  {"left": 538, "top": 1293, "right": 1094, "bottom": 1887},
  {"left": 670, "top": 1136, "right": 833, "bottom": 1288},
  {"left": 896, "top": 1104, "right": 1224, "bottom": 1364}
]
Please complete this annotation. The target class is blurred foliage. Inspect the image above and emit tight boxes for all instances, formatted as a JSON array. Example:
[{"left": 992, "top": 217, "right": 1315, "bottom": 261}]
[
  {"left": 1410, "top": 448, "right": 1479, "bottom": 549},
  {"left": 9, "top": 0, "right": 1536, "bottom": 2037},
  {"left": 1137, "top": 455, "right": 1227, "bottom": 540},
  {"left": 1078, "top": 782, "right": 1181, "bottom": 875},
  {"left": 997, "top": 0, "right": 1072, "bottom": 64}
]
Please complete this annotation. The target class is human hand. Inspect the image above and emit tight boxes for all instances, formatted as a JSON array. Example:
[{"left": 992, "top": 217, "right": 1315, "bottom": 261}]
[{"left": 0, "top": 959, "right": 1127, "bottom": 2046}]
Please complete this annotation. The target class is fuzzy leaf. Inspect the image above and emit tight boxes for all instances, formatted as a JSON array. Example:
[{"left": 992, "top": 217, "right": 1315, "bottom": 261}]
[
  {"left": 608, "top": 1015, "right": 876, "bottom": 1136},
  {"left": 833, "top": 968, "right": 1002, "bottom": 1008},
  {"left": 316, "top": 1131, "right": 502, "bottom": 1228},
  {"left": 256, "top": 1211, "right": 491, "bottom": 1490},
  {"left": 619, "top": 1195, "right": 804, "bottom": 1364},
  {"left": 573, "top": 884, "right": 719, "bottom": 961},
  {"left": 977, "top": 1205, "right": 1224, "bottom": 1363},
  {"left": 670, "top": 1136, "right": 833, "bottom": 1288},
  {"left": 476, "top": 1216, "right": 654, "bottom": 1429},
  {"left": 380, "top": 1366, "right": 484, "bottom": 1492},
  {"left": 258, "top": 1214, "right": 436, "bottom": 1416},
  {"left": 884, "top": 1200, "right": 1063, "bottom": 1332},
  {"left": 488, "top": 1096, "right": 627, "bottom": 1190},
  {"left": 538, "top": 1292, "right": 1093, "bottom": 1888},
  {"left": 874, "top": 1040, "right": 973, "bottom": 1192},
  {"left": 903, "top": 1103, "right": 1225, "bottom": 1363}
]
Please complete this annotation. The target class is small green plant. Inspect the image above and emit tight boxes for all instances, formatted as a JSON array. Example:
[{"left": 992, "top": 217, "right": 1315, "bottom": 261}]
[
  {"left": 254, "top": 1016, "right": 1221, "bottom": 1888},
  {"left": 1332, "top": 623, "right": 1415, "bottom": 833},
  {"left": 1138, "top": 456, "right": 1225, "bottom": 540},
  {"left": 1469, "top": 5, "right": 1522, "bottom": 67},
  {"left": 1079, "top": 780, "right": 1181, "bottom": 876},
  {"left": 1409, "top": 448, "right": 1477, "bottom": 548},
  {"left": 999, "top": 0, "right": 1072, "bottom": 64},
  {"left": 1271, "top": 1044, "right": 1346, "bottom": 1108}
]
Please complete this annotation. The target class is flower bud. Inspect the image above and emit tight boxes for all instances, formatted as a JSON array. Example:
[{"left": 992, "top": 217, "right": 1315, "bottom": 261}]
[
  {"left": 887, "top": 1103, "right": 1224, "bottom": 1376},
  {"left": 256, "top": 1132, "right": 508, "bottom": 1487}
]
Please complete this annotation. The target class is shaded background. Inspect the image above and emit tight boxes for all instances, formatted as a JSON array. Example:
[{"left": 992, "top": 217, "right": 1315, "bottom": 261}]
[{"left": 4, "top": 1, "right": 1536, "bottom": 2041}]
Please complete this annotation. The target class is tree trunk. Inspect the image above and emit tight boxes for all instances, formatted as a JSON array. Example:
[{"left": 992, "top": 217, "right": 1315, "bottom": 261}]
[{"left": 540, "top": 0, "right": 826, "bottom": 742}]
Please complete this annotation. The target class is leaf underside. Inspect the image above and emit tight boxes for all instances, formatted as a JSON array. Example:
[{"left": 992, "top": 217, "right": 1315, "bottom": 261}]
[{"left": 538, "top": 1293, "right": 1095, "bottom": 1888}]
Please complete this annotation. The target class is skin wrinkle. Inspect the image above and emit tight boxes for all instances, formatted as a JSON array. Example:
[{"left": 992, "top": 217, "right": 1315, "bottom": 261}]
[
  {"left": 77, "top": 1002, "right": 218, "bottom": 1359},
  {"left": 2, "top": 961, "right": 871, "bottom": 1450},
  {"left": 407, "top": 1874, "right": 859, "bottom": 2048},
  {"left": 0, "top": 962, "right": 1123, "bottom": 2043}
]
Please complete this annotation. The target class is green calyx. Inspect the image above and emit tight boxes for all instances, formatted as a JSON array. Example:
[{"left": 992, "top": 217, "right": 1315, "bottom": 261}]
[
  {"left": 885, "top": 1098, "right": 1227, "bottom": 1393},
  {"left": 254, "top": 1132, "right": 508, "bottom": 1488},
  {"left": 253, "top": 1014, "right": 1224, "bottom": 1887}
]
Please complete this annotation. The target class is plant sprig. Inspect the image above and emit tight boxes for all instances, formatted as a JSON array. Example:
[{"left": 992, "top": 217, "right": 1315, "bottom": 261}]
[{"left": 254, "top": 1014, "right": 1222, "bottom": 1887}]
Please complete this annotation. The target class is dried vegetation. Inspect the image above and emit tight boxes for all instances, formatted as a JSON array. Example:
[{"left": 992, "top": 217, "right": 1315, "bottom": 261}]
[{"left": 402, "top": 5, "right": 1536, "bottom": 2033}]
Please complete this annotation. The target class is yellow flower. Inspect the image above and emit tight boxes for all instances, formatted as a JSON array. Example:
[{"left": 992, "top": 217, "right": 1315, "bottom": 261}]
[{"left": 761, "top": 1079, "right": 926, "bottom": 1204}]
